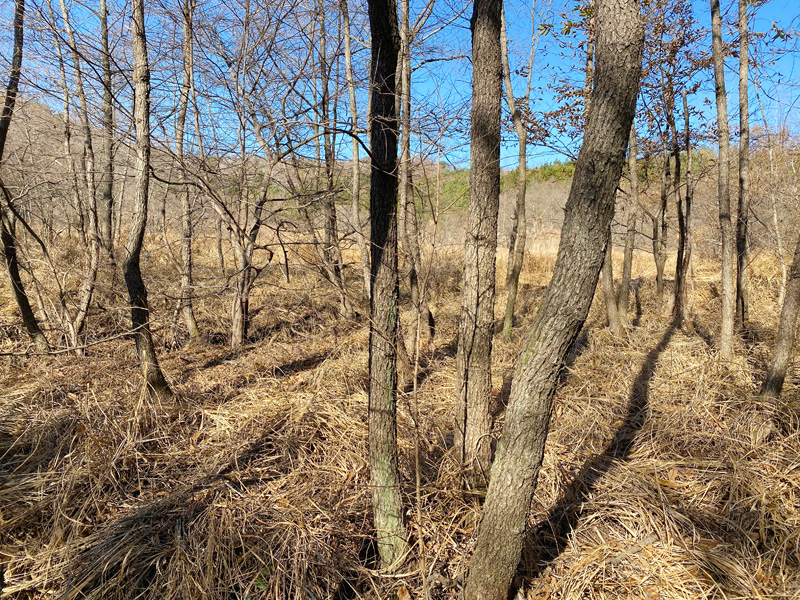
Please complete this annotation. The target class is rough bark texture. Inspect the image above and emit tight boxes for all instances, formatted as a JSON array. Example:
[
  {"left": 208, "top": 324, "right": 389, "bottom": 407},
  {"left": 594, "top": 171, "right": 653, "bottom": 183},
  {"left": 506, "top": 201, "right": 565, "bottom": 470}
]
[
  {"left": 125, "top": 0, "right": 173, "bottom": 400},
  {"left": 736, "top": 0, "right": 750, "bottom": 325},
  {"left": 762, "top": 232, "right": 800, "bottom": 398},
  {"left": 617, "top": 124, "right": 638, "bottom": 321},
  {"left": 462, "top": 0, "right": 643, "bottom": 596},
  {"left": 177, "top": 0, "right": 201, "bottom": 340},
  {"left": 366, "top": 0, "right": 407, "bottom": 570},
  {"left": 0, "top": 0, "right": 49, "bottom": 353},
  {"left": 454, "top": 0, "right": 502, "bottom": 490},
  {"left": 501, "top": 5, "right": 528, "bottom": 340},
  {"left": 711, "top": 0, "right": 736, "bottom": 360}
]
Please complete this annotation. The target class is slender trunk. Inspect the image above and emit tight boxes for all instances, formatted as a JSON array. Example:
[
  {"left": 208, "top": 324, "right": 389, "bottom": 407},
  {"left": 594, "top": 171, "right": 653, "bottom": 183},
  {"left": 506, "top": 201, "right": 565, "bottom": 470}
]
[
  {"left": 340, "top": 0, "right": 371, "bottom": 301},
  {"left": 367, "top": 0, "right": 407, "bottom": 569},
  {"left": 126, "top": 0, "right": 173, "bottom": 400},
  {"left": 675, "top": 89, "right": 693, "bottom": 323},
  {"left": 177, "top": 0, "right": 200, "bottom": 340},
  {"left": 463, "top": 2, "right": 643, "bottom": 597},
  {"left": 711, "top": 0, "right": 736, "bottom": 360},
  {"left": 603, "top": 234, "right": 623, "bottom": 335},
  {"left": 617, "top": 123, "right": 638, "bottom": 321},
  {"left": 455, "top": 0, "right": 503, "bottom": 490},
  {"left": 762, "top": 231, "right": 800, "bottom": 398},
  {"left": 501, "top": 5, "right": 528, "bottom": 339},
  {"left": 99, "top": 0, "right": 115, "bottom": 259},
  {"left": 0, "top": 0, "right": 49, "bottom": 353},
  {"left": 653, "top": 149, "right": 668, "bottom": 307},
  {"left": 736, "top": 0, "right": 750, "bottom": 325}
]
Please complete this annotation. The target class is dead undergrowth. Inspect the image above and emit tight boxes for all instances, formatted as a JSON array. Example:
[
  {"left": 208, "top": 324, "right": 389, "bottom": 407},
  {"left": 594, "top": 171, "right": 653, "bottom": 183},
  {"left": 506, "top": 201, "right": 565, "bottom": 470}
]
[{"left": 1, "top": 248, "right": 799, "bottom": 599}]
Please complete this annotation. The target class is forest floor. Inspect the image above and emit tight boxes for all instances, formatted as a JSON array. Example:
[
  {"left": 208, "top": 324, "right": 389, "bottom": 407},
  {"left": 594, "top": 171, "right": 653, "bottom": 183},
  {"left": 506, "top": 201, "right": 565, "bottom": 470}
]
[{"left": 1, "top": 244, "right": 799, "bottom": 599}]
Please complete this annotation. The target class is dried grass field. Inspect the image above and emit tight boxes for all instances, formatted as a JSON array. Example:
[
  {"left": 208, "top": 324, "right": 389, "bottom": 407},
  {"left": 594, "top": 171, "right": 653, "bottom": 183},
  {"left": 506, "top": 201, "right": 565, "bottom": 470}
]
[{"left": 1, "top": 239, "right": 799, "bottom": 600}]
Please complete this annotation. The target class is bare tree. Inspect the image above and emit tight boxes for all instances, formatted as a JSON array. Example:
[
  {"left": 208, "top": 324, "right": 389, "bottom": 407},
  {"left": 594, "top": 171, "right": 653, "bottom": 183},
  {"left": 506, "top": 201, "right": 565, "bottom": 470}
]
[
  {"left": 454, "top": 0, "right": 503, "bottom": 490},
  {"left": 736, "top": 0, "right": 750, "bottom": 325},
  {"left": 462, "top": 0, "right": 643, "bottom": 595},
  {"left": 366, "top": 0, "right": 407, "bottom": 570},
  {"left": 617, "top": 123, "right": 638, "bottom": 322},
  {"left": 711, "top": 0, "right": 736, "bottom": 360},
  {"left": 125, "top": 0, "right": 174, "bottom": 400},
  {"left": 0, "top": 0, "right": 50, "bottom": 353}
]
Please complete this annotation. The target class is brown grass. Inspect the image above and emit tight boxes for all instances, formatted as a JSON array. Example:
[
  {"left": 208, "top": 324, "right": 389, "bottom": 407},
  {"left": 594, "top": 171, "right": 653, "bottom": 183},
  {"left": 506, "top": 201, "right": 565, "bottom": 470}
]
[{"left": 1, "top": 243, "right": 799, "bottom": 599}]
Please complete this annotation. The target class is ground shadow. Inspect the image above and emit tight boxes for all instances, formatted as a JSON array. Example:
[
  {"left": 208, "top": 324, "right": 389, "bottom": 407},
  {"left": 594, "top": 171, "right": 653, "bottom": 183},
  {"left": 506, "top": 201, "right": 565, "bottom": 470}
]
[{"left": 525, "top": 317, "right": 679, "bottom": 568}]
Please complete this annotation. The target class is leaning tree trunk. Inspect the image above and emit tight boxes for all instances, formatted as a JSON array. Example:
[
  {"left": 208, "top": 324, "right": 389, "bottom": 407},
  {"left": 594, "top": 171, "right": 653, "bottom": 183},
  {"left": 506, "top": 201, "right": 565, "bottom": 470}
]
[
  {"left": 366, "top": 0, "right": 407, "bottom": 571},
  {"left": 462, "top": 0, "right": 643, "bottom": 597},
  {"left": 762, "top": 231, "right": 800, "bottom": 398},
  {"left": 0, "top": 0, "right": 49, "bottom": 353},
  {"left": 454, "top": 0, "right": 503, "bottom": 491},
  {"left": 126, "top": 0, "right": 173, "bottom": 400},
  {"left": 711, "top": 0, "right": 736, "bottom": 360},
  {"left": 736, "top": 0, "right": 750, "bottom": 326}
]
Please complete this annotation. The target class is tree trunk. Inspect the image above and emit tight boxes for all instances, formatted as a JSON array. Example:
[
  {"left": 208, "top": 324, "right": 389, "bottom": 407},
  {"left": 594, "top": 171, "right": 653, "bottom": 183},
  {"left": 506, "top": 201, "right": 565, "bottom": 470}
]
[
  {"left": 711, "top": 0, "right": 736, "bottom": 360},
  {"left": 0, "top": 0, "right": 49, "bottom": 354},
  {"left": 462, "top": 0, "right": 643, "bottom": 596},
  {"left": 126, "top": 0, "right": 173, "bottom": 401},
  {"left": 454, "top": 0, "right": 503, "bottom": 491},
  {"left": 501, "top": 5, "right": 528, "bottom": 339},
  {"left": 603, "top": 236, "right": 624, "bottom": 335},
  {"left": 653, "top": 149, "right": 669, "bottom": 307},
  {"left": 617, "top": 124, "right": 638, "bottom": 321},
  {"left": 340, "top": 0, "right": 371, "bottom": 301},
  {"left": 736, "top": 0, "right": 750, "bottom": 325},
  {"left": 762, "top": 231, "right": 800, "bottom": 398},
  {"left": 674, "top": 89, "right": 693, "bottom": 324},
  {"left": 177, "top": 0, "right": 201, "bottom": 340},
  {"left": 99, "top": 0, "right": 115, "bottom": 259},
  {"left": 366, "top": 0, "right": 407, "bottom": 570}
]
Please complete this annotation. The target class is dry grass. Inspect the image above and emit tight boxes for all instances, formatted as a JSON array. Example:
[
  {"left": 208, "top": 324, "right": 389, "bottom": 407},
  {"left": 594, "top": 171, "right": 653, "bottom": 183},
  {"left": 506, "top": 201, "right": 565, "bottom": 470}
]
[{"left": 1, "top": 242, "right": 800, "bottom": 600}]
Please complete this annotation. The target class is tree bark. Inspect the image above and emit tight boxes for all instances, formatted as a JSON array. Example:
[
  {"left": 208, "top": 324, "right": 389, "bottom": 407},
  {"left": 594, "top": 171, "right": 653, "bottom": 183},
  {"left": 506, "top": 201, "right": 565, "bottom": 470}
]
[
  {"left": 603, "top": 237, "right": 624, "bottom": 335},
  {"left": 340, "top": 0, "right": 371, "bottom": 301},
  {"left": 462, "top": 0, "right": 643, "bottom": 596},
  {"left": 126, "top": 0, "right": 173, "bottom": 400},
  {"left": 711, "top": 0, "right": 736, "bottom": 360},
  {"left": 674, "top": 89, "right": 693, "bottom": 323},
  {"left": 367, "top": 0, "right": 407, "bottom": 570},
  {"left": 736, "top": 0, "right": 750, "bottom": 325},
  {"left": 762, "top": 231, "right": 800, "bottom": 398},
  {"left": 99, "top": 0, "right": 115, "bottom": 259},
  {"left": 177, "top": 0, "right": 201, "bottom": 340},
  {"left": 501, "top": 5, "right": 528, "bottom": 339},
  {"left": 617, "top": 123, "right": 638, "bottom": 321},
  {"left": 454, "top": 0, "right": 503, "bottom": 490},
  {"left": 0, "top": 0, "right": 49, "bottom": 353}
]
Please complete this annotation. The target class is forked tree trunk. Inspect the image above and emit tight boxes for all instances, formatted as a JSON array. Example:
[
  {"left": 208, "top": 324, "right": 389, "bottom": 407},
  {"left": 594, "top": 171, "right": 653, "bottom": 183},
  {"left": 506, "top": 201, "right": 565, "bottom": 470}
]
[
  {"left": 126, "top": 0, "right": 173, "bottom": 400},
  {"left": 617, "top": 124, "right": 638, "bottom": 321},
  {"left": 462, "top": 1, "right": 643, "bottom": 596},
  {"left": 0, "top": 0, "right": 49, "bottom": 353},
  {"left": 711, "top": 0, "right": 736, "bottom": 360},
  {"left": 454, "top": 0, "right": 503, "bottom": 491},
  {"left": 736, "top": 0, "right": 750, "bottom": 325},
  {"left": 762, "top": 231, "right": 800, "bottom": 398},
  {"left": 366, "top": 0, "right": 407, "bottom": 570}
]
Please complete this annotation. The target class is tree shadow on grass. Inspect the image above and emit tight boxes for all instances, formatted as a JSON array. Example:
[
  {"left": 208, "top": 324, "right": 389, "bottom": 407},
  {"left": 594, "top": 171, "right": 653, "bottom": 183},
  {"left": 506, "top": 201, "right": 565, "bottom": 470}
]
[{"left": 524, "top": 317, "right": 679, "bottom": 569}]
